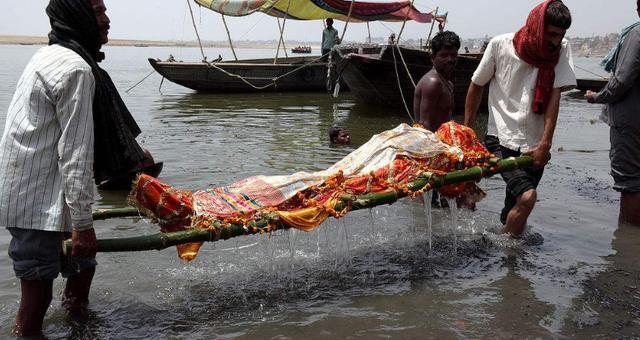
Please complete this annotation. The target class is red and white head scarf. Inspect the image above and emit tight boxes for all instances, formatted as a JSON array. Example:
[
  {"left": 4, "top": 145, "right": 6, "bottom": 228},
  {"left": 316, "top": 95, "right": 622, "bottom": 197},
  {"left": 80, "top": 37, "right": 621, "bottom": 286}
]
[{"left": 513, "top": 0, "right": 564, "bottom": 114}]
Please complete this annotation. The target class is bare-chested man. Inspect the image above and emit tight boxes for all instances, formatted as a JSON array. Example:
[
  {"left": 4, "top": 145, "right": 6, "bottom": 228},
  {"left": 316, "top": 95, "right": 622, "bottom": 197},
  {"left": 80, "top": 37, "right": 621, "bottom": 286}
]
[{"left": 413, "top": 31, "right": 460, "bottom": 132}]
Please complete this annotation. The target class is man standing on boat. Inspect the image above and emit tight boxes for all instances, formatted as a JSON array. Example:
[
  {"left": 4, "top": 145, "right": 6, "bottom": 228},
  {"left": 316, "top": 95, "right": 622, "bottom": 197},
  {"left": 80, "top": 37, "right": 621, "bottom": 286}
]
[
  {"left": 322, "top": 18, "right": 340, "bottom": 61},
  {"left": 413, "top": 31, "right": 460, "bottom": 132},
  {"left": 0, "top": 0, "right": 148, "bottom": 336},
  {"left": 585, "top": 0, "right": 640, "bottom": 226},
  {"left": 464, "top": 0, "right": 576, "bottom": 237}
]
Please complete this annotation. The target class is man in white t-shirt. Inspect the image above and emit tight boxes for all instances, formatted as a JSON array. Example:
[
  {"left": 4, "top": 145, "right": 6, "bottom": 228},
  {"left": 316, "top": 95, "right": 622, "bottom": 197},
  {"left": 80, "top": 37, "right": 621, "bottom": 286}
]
[{"left": 464, "top": 0, "right": 576, "bottom": 237}]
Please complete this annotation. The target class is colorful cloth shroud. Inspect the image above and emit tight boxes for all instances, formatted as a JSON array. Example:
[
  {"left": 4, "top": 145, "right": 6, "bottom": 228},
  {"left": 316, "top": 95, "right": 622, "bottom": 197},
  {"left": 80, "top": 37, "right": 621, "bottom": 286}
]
[
  {"left": 194, "top": 0, "right": 434, "bottom": 23},
  {"left": 129, "top": 122, "right": 493, "bottom": 261}
]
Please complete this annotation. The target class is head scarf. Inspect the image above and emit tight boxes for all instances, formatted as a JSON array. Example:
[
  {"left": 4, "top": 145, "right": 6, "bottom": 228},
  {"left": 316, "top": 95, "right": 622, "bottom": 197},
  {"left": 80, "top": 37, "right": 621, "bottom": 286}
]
[
  {"left": 601, "top": 21, "right": 640, "bottom": 73},
  {"left": 512, "top": 0, "right": 563, "bottom": 115},
  {"left": 47, "top": 0, "right": 146, "bottom": 183}
]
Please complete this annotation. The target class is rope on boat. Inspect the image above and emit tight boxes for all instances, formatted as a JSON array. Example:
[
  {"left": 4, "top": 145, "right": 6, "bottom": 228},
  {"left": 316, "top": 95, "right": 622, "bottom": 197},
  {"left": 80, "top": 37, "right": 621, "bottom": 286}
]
[
  {"left": 125, "top": 69, "right": 156, "bottom": 93},
  {"left": 199, "top": 51, "right": 332, "bottom": 90},
  {"left": 391, "top": 45, "right": 415, "bottom": 123},
  {"left": 574, "top": 64, "right": 608, "bottom": 80},
  {"left": 396, "top": 45, "right": 417, "bottom": 88},
  {"left": 186, "top": 0, "right": 207, "bottom": 62},
  {"left": 221, "top": 14, "right": 239, "bottom": 61}
]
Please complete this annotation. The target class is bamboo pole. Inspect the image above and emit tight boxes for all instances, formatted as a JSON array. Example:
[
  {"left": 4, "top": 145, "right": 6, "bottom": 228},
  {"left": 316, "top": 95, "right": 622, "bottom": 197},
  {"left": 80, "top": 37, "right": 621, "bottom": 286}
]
[
  {"left": 274, "top": 0, "right": 292, "bottom": 64},
  {"left": 339, "top": 0, "right": 356, "bottom": 44},
  {"left": 425, "top": 7, "right": 438, "bottom": 50},
  {"left": 221, "top": 14, "right": 238, "bottom": 61},
  {"left": 70, "top": 156, "right": 533, "bottom": 254},
  {"left": 396, "top": 0, "right": 416, "bottom": 44}
]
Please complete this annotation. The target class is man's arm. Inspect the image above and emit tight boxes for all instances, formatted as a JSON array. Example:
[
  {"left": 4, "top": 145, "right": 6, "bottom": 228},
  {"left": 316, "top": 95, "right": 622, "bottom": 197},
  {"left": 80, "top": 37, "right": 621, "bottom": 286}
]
[
  {"left": 54, "top": 66, "right": 97, "bottom": 258},
  {"left": 464, "top": 82, "right": 484, "bottom": 127},
  {"left": 588, "top": 29, "right": 640, "bottom": 104},
  {"left": 414, "top": 77, "right": 442, "bottom": 131},
  {"left": 525, "top": 88, "right": 561, "bottom": 169}
]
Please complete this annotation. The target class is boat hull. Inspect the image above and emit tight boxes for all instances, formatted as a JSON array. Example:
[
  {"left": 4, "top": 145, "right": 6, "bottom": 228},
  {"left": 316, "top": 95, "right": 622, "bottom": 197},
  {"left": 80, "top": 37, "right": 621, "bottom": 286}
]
[
  {"left": 576, "top": 78, "right": 608, "bottom": 92},
  {"left": 149, "top": 57, "right": 328, "bottom": 93},
  {"left": 333, "top": 46, "right": 487, "bottom": 113}
]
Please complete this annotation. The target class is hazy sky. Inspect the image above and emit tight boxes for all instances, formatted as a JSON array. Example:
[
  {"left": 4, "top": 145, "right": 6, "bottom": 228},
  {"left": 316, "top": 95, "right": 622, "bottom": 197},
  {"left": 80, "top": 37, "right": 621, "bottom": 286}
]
[{"left": 1, "top": 1, "right": 637, "bottom": 42}]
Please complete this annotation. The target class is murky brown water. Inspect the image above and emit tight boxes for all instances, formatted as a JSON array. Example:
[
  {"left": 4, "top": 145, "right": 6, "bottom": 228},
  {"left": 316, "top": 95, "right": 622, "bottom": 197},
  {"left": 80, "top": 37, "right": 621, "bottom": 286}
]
[{"left": 0, "top": 45, "right": 636, "bottom": 339}]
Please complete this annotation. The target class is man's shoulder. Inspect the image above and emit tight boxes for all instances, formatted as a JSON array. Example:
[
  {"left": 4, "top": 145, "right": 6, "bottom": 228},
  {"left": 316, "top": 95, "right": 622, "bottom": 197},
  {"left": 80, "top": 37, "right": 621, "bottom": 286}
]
[
  {"left": 36, "top": 45, "right": 91, "bottom": 72},
  {"left": 628, "top": 25, "right": 640, "bottom": 40},
  {"left": 416, "top": 70, "right": 444, "bottom": 91},
  {"left": 489, "top": 33, "right": 515, "bottom": 46}
]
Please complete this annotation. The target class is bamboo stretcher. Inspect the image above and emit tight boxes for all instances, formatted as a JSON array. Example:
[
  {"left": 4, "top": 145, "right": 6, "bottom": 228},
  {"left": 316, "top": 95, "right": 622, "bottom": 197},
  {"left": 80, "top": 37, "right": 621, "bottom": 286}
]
[{"left": 64, "top": 155, "right": 533, "bottom": 255}]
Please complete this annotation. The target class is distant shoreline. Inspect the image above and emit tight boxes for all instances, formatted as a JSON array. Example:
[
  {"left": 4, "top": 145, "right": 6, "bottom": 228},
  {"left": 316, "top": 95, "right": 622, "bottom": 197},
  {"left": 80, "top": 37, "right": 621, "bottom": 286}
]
[{"left": 0, "top": 35, "right": 293, "bottom": 49}]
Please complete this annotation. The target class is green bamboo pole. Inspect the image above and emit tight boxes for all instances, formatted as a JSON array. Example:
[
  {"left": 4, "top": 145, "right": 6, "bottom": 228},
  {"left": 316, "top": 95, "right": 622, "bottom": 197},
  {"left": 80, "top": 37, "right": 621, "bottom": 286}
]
[
  {"left": 92, "top": 207, "right": 142, "bottom": 220},
  {"left": 70, "top": 156, "right": 532, "bottom": 254}
]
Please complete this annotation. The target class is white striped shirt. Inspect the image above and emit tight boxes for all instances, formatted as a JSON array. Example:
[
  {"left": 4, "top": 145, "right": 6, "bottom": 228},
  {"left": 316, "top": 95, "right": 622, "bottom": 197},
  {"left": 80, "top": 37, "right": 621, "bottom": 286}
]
[{"left": 0, "top": 44, "right": 95, "bottom": 232}]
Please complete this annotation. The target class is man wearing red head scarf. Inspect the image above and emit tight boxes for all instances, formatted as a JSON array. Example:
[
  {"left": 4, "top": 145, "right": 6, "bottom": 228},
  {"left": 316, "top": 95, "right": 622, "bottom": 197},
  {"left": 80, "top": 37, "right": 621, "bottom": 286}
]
[{"left": 463, "top": 1, "right": 576, "bottom": 237}]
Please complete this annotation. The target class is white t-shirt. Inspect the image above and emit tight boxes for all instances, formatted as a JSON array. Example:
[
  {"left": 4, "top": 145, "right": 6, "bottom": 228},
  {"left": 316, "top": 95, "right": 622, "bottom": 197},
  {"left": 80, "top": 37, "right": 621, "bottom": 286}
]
[{"left": 471, "top": 33, "right": 577, "bottom": 152}]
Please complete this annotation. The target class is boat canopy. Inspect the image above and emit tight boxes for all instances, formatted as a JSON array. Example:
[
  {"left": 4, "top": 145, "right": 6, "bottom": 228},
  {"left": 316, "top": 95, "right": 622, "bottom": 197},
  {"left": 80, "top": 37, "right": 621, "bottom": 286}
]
[{"left": 194, "top": 0, "right": 435, "bottom": 23}]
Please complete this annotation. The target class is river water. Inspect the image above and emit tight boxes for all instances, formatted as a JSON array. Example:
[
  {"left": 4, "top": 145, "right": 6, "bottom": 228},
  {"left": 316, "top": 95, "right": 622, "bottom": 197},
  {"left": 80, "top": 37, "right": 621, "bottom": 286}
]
[{"left": 0, "top": 45, "right": 636, "bottom": 339}]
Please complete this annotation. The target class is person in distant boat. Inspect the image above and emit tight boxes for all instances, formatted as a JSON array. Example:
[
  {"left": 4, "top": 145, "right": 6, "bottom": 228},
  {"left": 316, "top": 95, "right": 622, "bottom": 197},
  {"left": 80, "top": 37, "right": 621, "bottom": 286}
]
[
  {"left": 322, "top": 18, "right": 339, "bottom": 61},
  {"left": 167, "top": 54, "right": 176, "bottom": 62},
  {"left": 0, "top": 0, "right": 152, "bottom": 336},
  {"left": 464, "top": 0, "right": 576, "bottom": 237},
  {"left": 464, "top": 46, "right": 470, "bottom": 53},
  {"left": 413, "top": 30, "right": 460, "bottom": 132},
  {"left": 329, "top": 126, "right": 350, "bottom": 144},
  {"left": 585, "top": 0, "right": 640, "bottom": 226},
  {"left": 388, "top": 33, "right": 396, "bottom": 45}
]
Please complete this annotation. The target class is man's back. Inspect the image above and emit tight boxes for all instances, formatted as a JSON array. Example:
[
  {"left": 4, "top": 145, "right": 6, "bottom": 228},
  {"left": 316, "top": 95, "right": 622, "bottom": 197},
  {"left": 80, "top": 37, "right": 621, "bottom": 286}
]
[{"left": 0, "top": 44, "right": 95, "bottom": 232}]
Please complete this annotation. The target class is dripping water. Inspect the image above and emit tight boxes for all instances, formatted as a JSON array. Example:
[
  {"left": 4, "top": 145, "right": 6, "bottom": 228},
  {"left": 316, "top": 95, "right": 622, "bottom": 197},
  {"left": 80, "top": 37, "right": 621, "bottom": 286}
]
[
  {"left": 446, "top": 197, "right": 459, "bottom": 254},
  {"left": 422, "top": 191, "right": 433, "bottom": 254}
]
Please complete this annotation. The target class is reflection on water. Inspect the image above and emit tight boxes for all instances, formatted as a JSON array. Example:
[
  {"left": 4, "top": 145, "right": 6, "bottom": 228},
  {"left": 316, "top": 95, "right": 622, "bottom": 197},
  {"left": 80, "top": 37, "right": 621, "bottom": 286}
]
[{"left": 0, "top": 45, "right": 634, "bottom": 338}]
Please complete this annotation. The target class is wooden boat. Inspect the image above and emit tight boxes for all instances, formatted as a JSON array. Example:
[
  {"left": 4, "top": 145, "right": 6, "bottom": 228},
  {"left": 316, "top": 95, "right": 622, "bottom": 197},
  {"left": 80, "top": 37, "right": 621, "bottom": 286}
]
[
  {"left": 97, "top": 162, "right": 164, "bottom": 191},
  {"left": 331, "top": 45, "right": 488, "bottom": 113},
  {"left": 576, "top": 78, "right": 608, "bottom": 92},
  {"left": 148, "top": 56, "right": 328, "bottom": 93},
  {"left": 291, "top": 46, "right": 312, "bottom": 54}
]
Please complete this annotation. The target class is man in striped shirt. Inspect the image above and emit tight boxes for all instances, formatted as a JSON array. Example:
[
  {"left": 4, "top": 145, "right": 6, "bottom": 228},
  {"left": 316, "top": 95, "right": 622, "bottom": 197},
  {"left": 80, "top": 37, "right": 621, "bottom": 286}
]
[{"left": 0, "top": 0, "right": 118, "bottom": 336}]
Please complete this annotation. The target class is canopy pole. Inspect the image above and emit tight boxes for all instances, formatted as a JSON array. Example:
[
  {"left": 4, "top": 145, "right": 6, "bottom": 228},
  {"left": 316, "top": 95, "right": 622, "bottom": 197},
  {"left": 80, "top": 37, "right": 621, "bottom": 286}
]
[
  {"left": 274, "top": 0, "right": 292, "bottom": 64},
  {"left": 366, "top": 22, "right": 371, "bottom": 44},
  {"left": 221, "top": 14, "right": 239, "bottom": 61},
  {"left": 339, "top": 0, "right": 356, "bottom": 44},
  {"left": 425, "top": 7, "right": 439, "bottom": 50},
  {"left": 186, "top": 0, "right": 207, "bottom": 61},
  {"left": 276, "top": 18, "right": 289, "bottom": 59},
  {"left": 396, "top": 0, "right": 416, "bottom": 44}
]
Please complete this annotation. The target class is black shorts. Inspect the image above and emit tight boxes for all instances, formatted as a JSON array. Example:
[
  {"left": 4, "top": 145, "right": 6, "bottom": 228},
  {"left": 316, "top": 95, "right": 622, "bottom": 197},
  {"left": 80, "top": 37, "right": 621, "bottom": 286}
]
[
  {"left": 485, "top": 136, "right": 544, "bottom": 224},
  {"left": 8, "top": 228, "right": 97, "bottom": 281}
]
